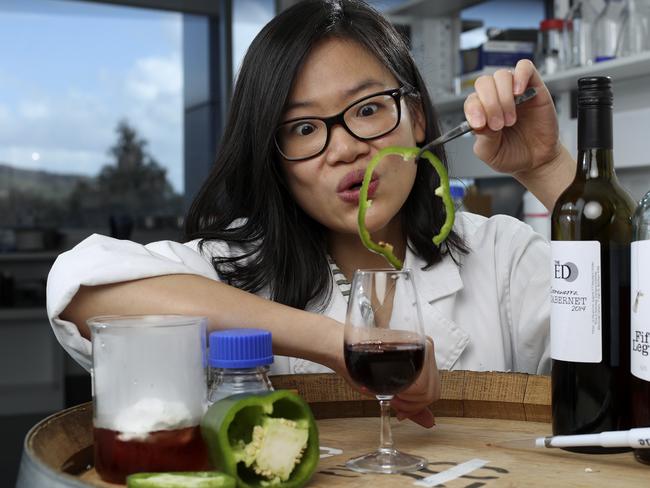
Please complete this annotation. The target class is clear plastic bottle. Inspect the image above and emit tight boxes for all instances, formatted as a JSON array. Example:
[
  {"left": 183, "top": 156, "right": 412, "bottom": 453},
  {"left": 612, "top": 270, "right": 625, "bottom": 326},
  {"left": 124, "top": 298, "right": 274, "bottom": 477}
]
[
  {"left": 593, "top": 0, "right": 626, "bottom": 62},
  {"left": 616, "top": 0, "right": 650, "bottom": 58},
  {"left": 565, "top": 0, "right": 601, "bottom": 67},
  {"left": 631, "top": 190, "right": 650, "bottom": 465},
  {"left": 207, "top": 328, "right": 274, "bottom": 405}
]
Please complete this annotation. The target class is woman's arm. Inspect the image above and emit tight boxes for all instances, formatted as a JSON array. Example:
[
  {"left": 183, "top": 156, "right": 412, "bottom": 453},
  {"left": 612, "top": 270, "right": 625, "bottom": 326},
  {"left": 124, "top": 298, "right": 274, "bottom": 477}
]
[
  {"left": 511, "top": 144, "right": 575, "bottom": 211},
  {"left": 64, "top": 274, "right": 439, "bottom": 427},
  {"left": 62, "top": 274, "right": 344, "bottom": 373},
  {"left": 51, "top": 235, "right": 437, "bottom": 427}
]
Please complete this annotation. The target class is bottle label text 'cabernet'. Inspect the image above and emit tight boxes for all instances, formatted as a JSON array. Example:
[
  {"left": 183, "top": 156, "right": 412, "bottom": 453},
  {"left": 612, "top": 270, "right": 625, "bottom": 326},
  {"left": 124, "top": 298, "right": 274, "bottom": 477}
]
[
  {"left": 631, "top": 240, "right": 650, "bottom": 380},
  {"left": 551, "top": 241, "right": 602, "bottom": 362}
]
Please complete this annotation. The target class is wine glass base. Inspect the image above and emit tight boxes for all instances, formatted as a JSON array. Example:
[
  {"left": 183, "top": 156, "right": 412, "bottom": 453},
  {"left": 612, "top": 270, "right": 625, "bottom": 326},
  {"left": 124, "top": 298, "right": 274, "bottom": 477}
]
[{"left": 345, "top": 448, "right": 426, "bottom": 474}]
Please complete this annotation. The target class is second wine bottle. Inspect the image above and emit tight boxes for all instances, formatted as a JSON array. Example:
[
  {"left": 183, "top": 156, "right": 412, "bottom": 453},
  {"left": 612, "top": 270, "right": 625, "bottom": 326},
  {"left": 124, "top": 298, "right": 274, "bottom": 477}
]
[{"left": 550, "top": 76, "right": 635, "bottom": 453}]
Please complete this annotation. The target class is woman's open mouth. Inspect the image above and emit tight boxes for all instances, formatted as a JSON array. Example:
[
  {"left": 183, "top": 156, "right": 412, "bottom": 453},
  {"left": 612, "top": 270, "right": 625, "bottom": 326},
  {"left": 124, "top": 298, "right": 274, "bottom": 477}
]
[{"left": 336, "top": 169, "right": 379, "bottom": 204}]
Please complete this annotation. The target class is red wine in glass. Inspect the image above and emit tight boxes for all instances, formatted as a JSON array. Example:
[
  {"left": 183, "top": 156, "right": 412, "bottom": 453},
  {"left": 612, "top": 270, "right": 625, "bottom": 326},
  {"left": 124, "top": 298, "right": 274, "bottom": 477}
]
[{"left": 344, "top": 341, "right": 425, "bottom": 396}]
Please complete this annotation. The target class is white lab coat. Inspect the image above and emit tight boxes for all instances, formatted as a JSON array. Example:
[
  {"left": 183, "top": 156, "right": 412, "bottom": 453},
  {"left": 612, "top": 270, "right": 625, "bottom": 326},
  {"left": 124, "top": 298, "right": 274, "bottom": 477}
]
[{"left": 46, "top": 212, "right": 550, "bottom": 375}]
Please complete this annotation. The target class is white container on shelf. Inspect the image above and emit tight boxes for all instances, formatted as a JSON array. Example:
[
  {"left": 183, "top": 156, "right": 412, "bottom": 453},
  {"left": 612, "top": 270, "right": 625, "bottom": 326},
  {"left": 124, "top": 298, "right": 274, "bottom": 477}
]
[
  {"left": 523, "top": 191, "right": 551, "bottom": 241},
  {"left": 565, "top": 0, "right": 601, "bottom": 67},
  {"left": 593, "top": 0, "right": 626, "bottom": 62},
  {"left": 616, "top": 0, "right": 650, "bottom": 58}
]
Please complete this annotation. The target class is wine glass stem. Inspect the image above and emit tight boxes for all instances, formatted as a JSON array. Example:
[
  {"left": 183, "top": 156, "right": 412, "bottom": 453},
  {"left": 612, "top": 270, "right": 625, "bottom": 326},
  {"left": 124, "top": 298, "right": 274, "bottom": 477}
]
[{"left": 378, "top": 397, "right": 394, "bottom": 451}]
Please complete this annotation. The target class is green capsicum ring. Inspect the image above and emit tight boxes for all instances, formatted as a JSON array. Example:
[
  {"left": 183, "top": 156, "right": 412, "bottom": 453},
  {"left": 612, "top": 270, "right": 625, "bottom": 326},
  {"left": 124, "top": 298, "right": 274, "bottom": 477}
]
[
  {"left": 126, "top": 471, "right": 237, "bottom": 488},
  {"left": 357, "top": 146, "right": 455, "bottom": 270}
]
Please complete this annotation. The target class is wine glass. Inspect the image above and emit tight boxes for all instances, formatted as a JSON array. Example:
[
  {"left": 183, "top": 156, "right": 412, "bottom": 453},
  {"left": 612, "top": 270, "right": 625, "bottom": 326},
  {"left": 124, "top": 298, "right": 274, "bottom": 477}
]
[{"left": 344, "top": 268, "right": 427, "bottom": 474}]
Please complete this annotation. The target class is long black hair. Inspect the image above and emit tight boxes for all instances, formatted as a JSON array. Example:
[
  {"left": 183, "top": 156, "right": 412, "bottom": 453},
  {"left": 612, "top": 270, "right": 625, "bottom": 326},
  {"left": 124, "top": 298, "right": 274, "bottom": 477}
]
[{"left": 184, "top": 0, "right": 468, "bottom": 311}]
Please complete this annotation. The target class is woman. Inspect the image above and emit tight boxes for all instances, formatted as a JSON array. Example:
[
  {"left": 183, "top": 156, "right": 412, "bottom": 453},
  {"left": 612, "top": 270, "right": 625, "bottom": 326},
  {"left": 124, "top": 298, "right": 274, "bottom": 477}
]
[{"left": 47, "top": 0, "right": 575, "bottom": 428}]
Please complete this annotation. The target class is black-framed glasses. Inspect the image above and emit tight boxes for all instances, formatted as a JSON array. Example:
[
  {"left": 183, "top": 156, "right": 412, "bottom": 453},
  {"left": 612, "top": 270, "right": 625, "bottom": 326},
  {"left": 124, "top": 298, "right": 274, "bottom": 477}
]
[{"left": 275, "top": 86, "right": 411, "bottom": 161}]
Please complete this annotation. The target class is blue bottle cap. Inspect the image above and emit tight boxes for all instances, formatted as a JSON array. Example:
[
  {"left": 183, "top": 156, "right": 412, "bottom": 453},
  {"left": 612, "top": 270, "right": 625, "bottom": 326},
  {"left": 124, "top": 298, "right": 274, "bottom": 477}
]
[
  {"left": 209, "top": 328, "right": 273, "bottom": 368},
  {"left": 450, "top": 185, "right": 465, "bottom": 200}
]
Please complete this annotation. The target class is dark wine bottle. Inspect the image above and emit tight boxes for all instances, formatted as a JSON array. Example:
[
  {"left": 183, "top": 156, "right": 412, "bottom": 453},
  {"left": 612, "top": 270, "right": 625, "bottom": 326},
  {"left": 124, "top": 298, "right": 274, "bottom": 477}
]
[
  {"left": 631, "top": 190, "right": 650, "bottom": 465},
  {"left": 550, "top": 77, "right": 635, "bottom": 454}
]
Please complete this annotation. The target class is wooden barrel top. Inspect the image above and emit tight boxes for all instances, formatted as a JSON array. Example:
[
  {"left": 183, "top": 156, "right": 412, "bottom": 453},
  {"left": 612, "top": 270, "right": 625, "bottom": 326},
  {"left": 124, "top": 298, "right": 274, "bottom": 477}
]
[
  {"left": 24, "top": 372, "right": 650, "bottom": 487},
  {"left": 271, "top": 370, "right": 552, "bottom": 422}
]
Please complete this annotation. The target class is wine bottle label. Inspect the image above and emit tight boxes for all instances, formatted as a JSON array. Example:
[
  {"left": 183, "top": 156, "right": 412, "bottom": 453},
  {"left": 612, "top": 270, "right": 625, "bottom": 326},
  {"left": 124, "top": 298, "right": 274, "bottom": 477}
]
[
  {"left": 631, "top": 241, "right": 650, "bottom": 381},
  {"left": 550, "top": 241, "right": 602, "bottom": 362}
]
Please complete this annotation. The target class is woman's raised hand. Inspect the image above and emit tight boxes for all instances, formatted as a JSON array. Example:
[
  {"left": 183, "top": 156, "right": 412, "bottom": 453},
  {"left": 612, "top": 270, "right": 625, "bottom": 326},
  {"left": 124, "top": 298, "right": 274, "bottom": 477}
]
[
  {"left": 463, "top": 59, "right": 576, "bottom": 209},
  {"left": 464, "top": 59, "right": 561, "bottom": 177}
]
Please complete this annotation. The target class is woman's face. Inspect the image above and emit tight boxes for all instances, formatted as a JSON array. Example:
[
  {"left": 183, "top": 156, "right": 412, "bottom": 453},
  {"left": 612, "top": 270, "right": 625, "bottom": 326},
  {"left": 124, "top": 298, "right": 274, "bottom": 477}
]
[{"left": 279, "top": 37, "right": 425, "bottom": 237}]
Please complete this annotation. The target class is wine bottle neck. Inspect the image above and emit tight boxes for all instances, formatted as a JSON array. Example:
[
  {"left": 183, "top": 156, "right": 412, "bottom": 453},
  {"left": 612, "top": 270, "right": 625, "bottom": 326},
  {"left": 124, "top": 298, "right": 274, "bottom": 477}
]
[
  {"left": 576, "top": 148, "right": 616, "bottom": 180},
  {"left": 577, "top": 104, "right": 615, "bottom": 179},
  {"left": 578, "top": 106, "right": 612, "bottom": 151}
]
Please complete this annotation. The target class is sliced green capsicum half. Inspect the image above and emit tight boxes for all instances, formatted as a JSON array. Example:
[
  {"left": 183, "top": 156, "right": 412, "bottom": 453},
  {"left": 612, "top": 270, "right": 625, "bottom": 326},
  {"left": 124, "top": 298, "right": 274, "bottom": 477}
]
[
  {"left": 201, "top": 390, "right": 319, "bottom": 488},
  {"left": 126, "top": 471, "right": 236, "bottom": 488},
  {"left": 358, "top": 146, "right": 455, "bottom": 270}
]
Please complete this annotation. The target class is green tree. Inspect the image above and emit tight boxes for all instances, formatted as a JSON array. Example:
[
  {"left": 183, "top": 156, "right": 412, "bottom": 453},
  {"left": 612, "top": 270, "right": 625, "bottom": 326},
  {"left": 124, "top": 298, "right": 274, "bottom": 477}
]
[
  {"left": 69, "top": 120, "right": 183, "bottom": 227},
  {"left": 97, "top": 120, "right": 176, "bottom": 213}
]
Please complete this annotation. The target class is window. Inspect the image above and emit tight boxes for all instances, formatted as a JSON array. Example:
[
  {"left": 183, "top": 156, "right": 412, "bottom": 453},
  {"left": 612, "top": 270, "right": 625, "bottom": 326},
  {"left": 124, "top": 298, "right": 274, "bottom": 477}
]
[
  {"left": 0, "top": 0, "right": 184, "bottom": 249},
  {"left": 233, "top": 0, "right": 274, "bottom": 76}
]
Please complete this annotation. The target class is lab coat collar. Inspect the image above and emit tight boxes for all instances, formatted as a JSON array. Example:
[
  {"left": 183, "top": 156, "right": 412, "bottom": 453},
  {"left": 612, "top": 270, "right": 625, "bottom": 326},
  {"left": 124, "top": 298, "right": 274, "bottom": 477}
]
[{"left": 403, "top": 245, "right": 463, "bottom": 302}]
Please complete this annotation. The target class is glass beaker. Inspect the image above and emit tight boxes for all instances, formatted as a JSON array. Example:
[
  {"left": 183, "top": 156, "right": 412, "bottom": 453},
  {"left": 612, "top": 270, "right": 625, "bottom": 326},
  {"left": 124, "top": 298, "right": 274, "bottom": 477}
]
[{"left": 89, "top": 315, "right": 209, "bottom": 484}]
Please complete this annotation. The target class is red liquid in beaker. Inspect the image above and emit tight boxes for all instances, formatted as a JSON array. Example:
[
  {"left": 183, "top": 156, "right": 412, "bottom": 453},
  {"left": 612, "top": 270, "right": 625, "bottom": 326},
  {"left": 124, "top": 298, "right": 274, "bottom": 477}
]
[{"left": 94, "top": 425, "right": 210, "bottom": 483}]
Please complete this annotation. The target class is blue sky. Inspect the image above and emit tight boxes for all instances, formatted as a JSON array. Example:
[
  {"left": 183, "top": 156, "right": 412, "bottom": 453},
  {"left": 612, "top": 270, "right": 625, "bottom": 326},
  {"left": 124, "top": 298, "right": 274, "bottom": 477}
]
[{"left": 0, "top": 0, "right": 540, "bottom": 193}]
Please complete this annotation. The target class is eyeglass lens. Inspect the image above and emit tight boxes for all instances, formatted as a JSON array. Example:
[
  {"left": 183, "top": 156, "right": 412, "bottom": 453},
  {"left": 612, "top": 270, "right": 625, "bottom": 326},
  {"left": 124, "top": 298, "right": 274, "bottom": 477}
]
[{"left": 276, "top": 92, "right": 400, "bottom": 160}]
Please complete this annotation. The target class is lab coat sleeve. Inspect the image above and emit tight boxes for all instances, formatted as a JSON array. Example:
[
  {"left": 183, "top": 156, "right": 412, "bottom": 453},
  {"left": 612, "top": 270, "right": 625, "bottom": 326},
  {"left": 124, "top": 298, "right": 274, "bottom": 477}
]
[
  {"left": 46, "top": 234, "right": 223, "bottom": 371},
  {"left": 502, "top": 220, "right": 551, "bottom": 375}
]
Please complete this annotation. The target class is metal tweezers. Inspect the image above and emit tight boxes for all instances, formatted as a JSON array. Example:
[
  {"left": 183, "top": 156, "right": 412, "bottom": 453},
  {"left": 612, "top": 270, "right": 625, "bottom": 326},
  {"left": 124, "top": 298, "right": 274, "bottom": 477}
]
[{"left": 417, "top": 86, "right": 538, "bottom": 158}]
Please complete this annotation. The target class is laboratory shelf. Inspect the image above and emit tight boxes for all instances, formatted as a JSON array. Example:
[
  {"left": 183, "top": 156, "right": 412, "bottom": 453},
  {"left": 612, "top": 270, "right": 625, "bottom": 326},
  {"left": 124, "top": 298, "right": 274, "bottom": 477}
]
[
  {"left": 543, "top": 51, "right": 650, "bottom": 91},
  {"left": 433, "top": 51, "right": 650, "bottom": 114}
]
